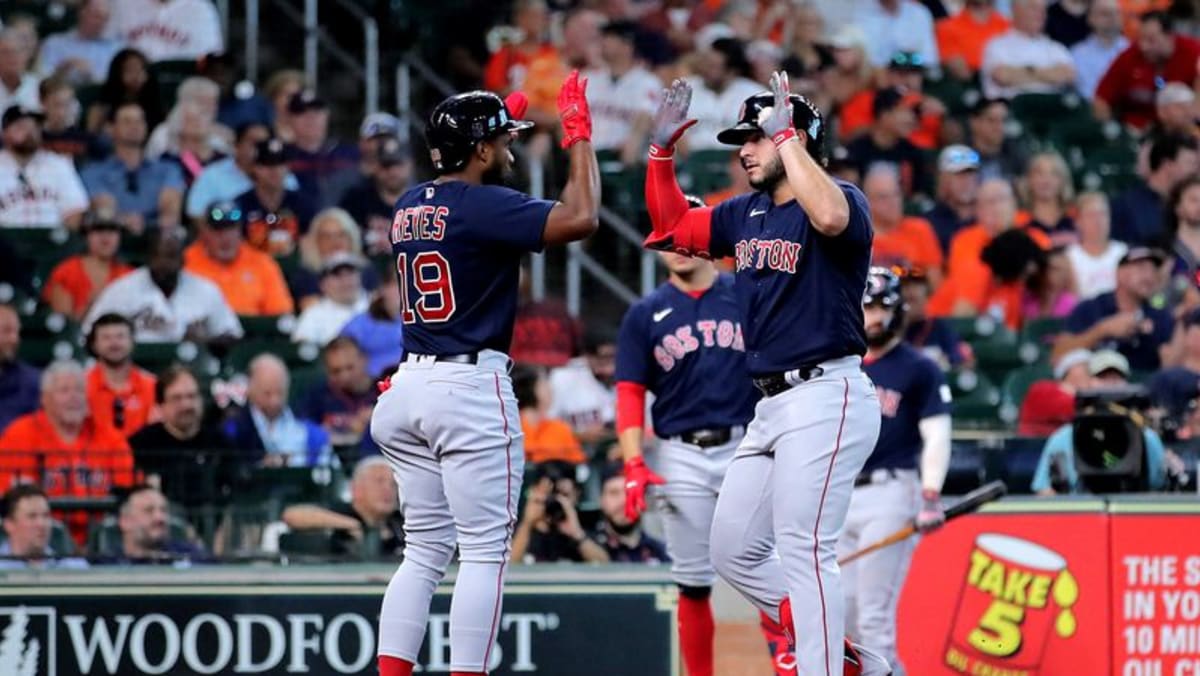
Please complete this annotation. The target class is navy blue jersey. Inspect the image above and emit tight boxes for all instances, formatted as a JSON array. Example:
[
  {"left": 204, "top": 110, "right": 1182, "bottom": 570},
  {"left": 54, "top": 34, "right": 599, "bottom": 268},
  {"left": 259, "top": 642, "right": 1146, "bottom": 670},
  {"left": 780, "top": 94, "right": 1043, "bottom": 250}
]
[
  {"left": 862, "top": 343, "right": 951, "bottom": 472},
  {"left": 615, "top": 274, "right": 759, "bottom": 438},
  {"left": 391, "top": 180, "right": 553, "bottom": 355},
  {"left": 709, "top": 182, "right": 872, "bottom": 376}
]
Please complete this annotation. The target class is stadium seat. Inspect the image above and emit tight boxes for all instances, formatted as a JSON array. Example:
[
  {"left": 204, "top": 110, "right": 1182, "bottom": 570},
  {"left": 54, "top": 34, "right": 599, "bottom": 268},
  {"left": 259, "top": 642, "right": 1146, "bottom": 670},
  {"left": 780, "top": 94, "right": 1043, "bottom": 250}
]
[
  {"left": 288, "top": 365, "right": 325, "bottom": 409},
  {"left": 681, "top": 149, "right": 732, "bottom": 197},
  {"left": 948, "top": 369, "right": 1003, "bottom": 428},
  {"left": 1021, "top": 317, "right": 1066, "bottom": 349},
  {"left": 150, "top": 59, "right": 201, "bottom": 111},
  {"left": 4, "top": 227, "right": 80, "bottom": 265},
  {"left": 18, "top": 337, "right": 79, "bottom": 367},
  {"left": 923, "top": 76, "right": 981, "bottom": 116},
  {"left": 239, "top": 314, "right": 297, "bottom": 340},
  {"left": 1008, "top": 92, "right": 1091, "bottom": 140},
  {"left": 226, "top": 340, "right": 322, "bottom": 373},
  {"left": 279, "top": 529, "right": 336, "bottom": 557},
  {"left": 999, "top": 363, "right": 1054, "bottom": 425},
  {"left": 19, "top": 307, "right": 76, "bottom": 339},
  {"left": 132, "top": 341, "right": 207, "bottom": 373}
]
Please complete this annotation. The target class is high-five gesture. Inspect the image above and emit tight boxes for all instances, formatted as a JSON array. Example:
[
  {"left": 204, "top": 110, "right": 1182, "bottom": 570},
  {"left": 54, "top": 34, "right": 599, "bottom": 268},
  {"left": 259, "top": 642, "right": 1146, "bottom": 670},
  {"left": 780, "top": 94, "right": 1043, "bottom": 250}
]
[
  {"left": 758, "top": 70, "right": 795, "bottom": 146},
  {"left": 557, "top": 70, "right": 592, "bottom": 149},
  {"left": 649, "top": 79, "right": 697, "bottom": 156}
]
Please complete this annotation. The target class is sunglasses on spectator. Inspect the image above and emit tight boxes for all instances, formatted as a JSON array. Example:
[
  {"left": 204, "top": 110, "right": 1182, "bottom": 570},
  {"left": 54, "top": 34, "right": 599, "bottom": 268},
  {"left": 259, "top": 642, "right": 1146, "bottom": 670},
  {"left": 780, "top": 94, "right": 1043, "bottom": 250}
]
[
  {"left": 889, "top": 52, "right": 926, "bottom": 70},
  {"left": 208, "top": 205, "right": 244, "bottom": 227}
]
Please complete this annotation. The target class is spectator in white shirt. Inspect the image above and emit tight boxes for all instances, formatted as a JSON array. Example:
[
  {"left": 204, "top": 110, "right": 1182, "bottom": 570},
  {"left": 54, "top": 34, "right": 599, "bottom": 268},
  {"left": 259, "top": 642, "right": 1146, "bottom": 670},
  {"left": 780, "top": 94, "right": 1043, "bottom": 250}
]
[
  {"left": 107, "top": 0, "right": 224, "bottom": 62},
  {"left": 685, "top": 38, "right": 763, "bottom": 152},
  {"left": 584, "top": 20, "right": 661, "bottom": 166},
  {"left": 85, "top": 227, "right": 243, "bottom": 343},
  {"left": 981, "top": 0, "right": 1076, "bottom": 99},
  {"left": 0, "top": 29, "right": 38, "bottom": 113},
  {"left": 855, "top": 0, "right": 940, "bottom": 68},
  {"left": 1065, "top": 192, "right": 1127, "bottom": 299},
  {"left": 291, "top": 252, "right": 370, "bottom": 346},
  {"left": 37, "top": 0, "right": 123, "bottom": 86},
  {"left": 548, "top": 330, "right": 616, "bottom": 443},
  {"left": 1070, "top": 0, "right": 1128, "bottom": 98},
  {"left": 0, "top": 106, "right": 88, "bottom": 228}
]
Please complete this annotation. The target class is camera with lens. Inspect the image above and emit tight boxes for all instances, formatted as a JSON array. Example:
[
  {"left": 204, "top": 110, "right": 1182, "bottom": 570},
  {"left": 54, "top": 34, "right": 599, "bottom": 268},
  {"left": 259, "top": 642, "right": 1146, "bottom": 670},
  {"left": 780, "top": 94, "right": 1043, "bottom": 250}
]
[{"left": 1070, "top": 385, "right": 1151, "bottom": 494}]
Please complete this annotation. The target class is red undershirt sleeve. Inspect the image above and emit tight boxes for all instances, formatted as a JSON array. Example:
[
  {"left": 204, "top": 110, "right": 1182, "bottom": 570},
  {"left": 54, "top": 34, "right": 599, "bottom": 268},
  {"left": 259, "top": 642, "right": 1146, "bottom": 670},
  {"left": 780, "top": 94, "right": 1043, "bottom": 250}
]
[{"left": 615, "top": 380, "right": 647, "bottom": 434}]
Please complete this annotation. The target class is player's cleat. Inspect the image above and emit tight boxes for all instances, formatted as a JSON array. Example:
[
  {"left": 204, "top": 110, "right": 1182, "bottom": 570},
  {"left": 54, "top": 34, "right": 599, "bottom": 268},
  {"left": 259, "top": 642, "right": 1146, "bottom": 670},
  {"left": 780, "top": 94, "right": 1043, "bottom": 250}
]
[
  {"left": 846, "top": 641, "right": 894, "bottom": 676},
  {"left": 760, "top": 609, "right": 797, "bottom": 676}
]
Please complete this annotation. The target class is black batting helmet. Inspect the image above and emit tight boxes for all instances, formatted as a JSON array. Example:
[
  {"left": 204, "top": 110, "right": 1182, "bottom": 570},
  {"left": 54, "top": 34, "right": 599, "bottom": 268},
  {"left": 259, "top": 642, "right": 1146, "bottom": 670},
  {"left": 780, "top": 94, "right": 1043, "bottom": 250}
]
[
  {"left": 717, "top": 91, "right": 827, "bottom": 165},
  {"left": 863, "top": 266, "right": 906, "bottom": 343},
  {"left": 425, "top": 91, "right": 533, "bottom": 173}
]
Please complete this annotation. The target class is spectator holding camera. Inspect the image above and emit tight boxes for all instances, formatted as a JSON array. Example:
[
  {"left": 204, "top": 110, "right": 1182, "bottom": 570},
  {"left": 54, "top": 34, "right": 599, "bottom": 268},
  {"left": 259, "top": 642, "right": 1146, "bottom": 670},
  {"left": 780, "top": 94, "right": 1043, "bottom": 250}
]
[
  {"left": 591, "top": 463, "right": 669, "bottom": 564},
  {"left": 511, "top": 462, "right": 608, "bottom": 563}
]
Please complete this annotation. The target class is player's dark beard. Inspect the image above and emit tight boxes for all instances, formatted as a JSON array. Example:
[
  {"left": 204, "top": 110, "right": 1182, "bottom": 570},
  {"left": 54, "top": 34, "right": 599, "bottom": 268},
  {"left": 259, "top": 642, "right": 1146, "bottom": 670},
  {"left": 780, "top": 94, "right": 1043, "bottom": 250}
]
[
  {"left": 865, "top": 324, "right": 893, "bottom": 348},
  {"left": 748, "top": 156, "right": 785, "bottom": 193},
  {"left": 482, "top": 158, "right": 516, "bottom": 187}
]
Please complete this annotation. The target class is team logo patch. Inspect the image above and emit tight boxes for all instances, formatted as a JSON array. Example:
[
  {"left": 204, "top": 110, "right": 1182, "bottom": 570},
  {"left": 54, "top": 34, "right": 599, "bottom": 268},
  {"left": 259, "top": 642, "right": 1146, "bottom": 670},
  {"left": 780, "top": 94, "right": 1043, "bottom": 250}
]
[{"left": 0, "top": 606, "right": 56, "bottom": 676}]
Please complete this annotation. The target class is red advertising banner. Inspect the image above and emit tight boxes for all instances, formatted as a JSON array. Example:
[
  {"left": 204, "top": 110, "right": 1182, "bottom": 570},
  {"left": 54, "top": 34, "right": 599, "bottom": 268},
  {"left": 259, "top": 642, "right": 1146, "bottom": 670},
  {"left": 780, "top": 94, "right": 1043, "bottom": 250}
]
[
  {"left": 897, "top": 507, "right": 1111, "bottom": 675},
  {"left": 1109, "top": 510, "right": 1200, "bottom": 676}
]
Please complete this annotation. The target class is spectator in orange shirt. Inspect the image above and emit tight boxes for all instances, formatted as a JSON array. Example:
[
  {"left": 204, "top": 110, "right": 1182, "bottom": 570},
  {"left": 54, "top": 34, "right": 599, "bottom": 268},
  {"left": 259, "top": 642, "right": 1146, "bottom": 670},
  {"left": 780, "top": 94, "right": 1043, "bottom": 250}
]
[
  {"left": 84, "top": 313, "right": 157, "bottom": 437},
  {"left": 183, "top": 200, "right": 295, "bottom": 317},
  {"left": 936, "top": 0, "right": 1011, "bottom": 79},
  {"left": 864, "top": 164, "right": 945, "bottom": 287},
  {"left": 483, "top": 0, "right": 555, "bottom": 96},
  {"left": 42, "top": 211, "right": 133, "bottom": 321},
  {"left": 838, "top": 51, "right": 946, "bottom": 149},
  {"left": 0, "top": 360, "right": 133, "bottom": 507},
  {"left": 522, "top": 9, "right": 603, "bottom": 129},
  {"left": 514, "top": 365, "right": 586, "bottom": 466}
]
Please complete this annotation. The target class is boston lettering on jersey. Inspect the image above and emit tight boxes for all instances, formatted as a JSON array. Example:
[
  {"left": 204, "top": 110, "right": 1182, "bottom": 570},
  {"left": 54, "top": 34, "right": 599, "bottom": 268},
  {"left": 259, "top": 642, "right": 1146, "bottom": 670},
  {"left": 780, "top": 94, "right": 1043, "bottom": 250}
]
[
  {"left": 617, "top": 275, "right": 758, "bottom": 438},
  {"left": 391, "top": 180, "right": 552, "bottom": 356},
  {"left": 708, "top": 181, "right": 873, "bottom": 376},
  {"left": 861, "top": 343, "right": 951, "bottom": 473}
]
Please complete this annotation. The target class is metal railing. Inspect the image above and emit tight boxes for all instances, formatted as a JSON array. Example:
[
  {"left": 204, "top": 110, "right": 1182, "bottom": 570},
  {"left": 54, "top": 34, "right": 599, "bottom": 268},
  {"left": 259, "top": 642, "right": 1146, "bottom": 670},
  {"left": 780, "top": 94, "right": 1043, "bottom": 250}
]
[{"left": 243, "top": 0, "right": 379, "bottom": 114}]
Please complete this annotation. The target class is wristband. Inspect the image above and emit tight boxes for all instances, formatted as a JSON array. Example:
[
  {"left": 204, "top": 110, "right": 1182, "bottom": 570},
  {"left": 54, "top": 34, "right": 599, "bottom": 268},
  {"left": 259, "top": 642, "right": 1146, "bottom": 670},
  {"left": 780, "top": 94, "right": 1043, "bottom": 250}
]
[
  {"left": 771, "top": 128, "right": 798, "bottom": 147},
  {"left": 648, "top": 144, "right": 674, "bottom": 160},
  {"left": 922, "top": 489, "right": 940, "bottom": 502}
]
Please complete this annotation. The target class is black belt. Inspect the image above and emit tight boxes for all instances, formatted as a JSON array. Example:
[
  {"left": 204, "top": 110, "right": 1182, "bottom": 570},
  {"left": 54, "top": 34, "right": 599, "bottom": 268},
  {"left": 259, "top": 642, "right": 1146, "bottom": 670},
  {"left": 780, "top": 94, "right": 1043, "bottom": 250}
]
[
  {"left": 676, "top": 427, "right": 733, "bottom": 448},
  {"left": 752, "top": 365, "right": 824, "bottom": 397},
  {"left": 854, "top": 468, "right": 902, "bottom": 487},
  {"left": 407, "top": 352, "right": 479, "bottom": 365}
]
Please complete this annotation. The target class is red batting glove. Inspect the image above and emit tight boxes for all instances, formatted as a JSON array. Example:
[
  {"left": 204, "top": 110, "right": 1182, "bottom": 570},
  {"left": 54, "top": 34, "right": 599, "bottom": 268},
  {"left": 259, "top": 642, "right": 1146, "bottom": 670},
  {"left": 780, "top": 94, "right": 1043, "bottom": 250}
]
[
  {"left": 915, "top": 489, "right": 946, "bottom": 533},
  {"left": 376, "top": 376, "right": 392, "bottom": 393},
  {"left": 623, "top": 456, "right": 665, "bottom": 522},
  {"left": 557, "top": 70, "right": 592, "bottom": 149},
  {"left": 504, "top": 91, "right": 529, "bottom": 120}
]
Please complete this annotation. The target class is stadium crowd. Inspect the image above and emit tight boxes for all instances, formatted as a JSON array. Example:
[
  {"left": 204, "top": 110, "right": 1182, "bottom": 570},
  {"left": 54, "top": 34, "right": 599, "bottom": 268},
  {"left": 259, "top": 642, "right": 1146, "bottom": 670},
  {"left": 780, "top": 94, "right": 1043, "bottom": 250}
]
[{"left": 1, "top": 0, "right": 1199, "bottom": 566}]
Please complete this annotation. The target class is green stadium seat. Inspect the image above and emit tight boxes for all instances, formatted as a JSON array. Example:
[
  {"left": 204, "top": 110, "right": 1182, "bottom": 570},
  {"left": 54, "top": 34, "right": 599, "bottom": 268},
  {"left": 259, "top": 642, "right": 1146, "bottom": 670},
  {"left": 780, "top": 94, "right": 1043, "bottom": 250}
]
[
  {"left": 279, "top": 529, "right": 337, "bottom": 557},
  {"left": 150, "top": 59, "right": 201, "bottom": 111},
  {"left": 1008, "top": 92, "right": 1091, "bottom": 140},
  {"left": 226, "top": 340, "right": 322, "bottom": 373},
  {"left": 18, "top": 337, "right": 79, "bottom": 367},
  {"left": 1021, "top": 317, "right": 1066, "bottom": 348},
  {"left": 998, "top": 363, "right": 1054, "bottom": 425},
  {"left": 132, "top": 341, "right": 207, "bottom": 372},
  {"left": 923, "top": 76, "right": 981, "bottom": 116},
  {"left": 3, "top": 227, "right": 80, "bottom": 264},
  {"left": 949, "top": 368, "right": 1003, "bottom": 427},
  {"left": 19, "top": 307, "right": 76, "bottom": 339},
  {"left": 239, "top": 314, "right": 297, "bottom": 340},
  {"left": 289, "top": 365, "right": 325, "bottom": 409}
]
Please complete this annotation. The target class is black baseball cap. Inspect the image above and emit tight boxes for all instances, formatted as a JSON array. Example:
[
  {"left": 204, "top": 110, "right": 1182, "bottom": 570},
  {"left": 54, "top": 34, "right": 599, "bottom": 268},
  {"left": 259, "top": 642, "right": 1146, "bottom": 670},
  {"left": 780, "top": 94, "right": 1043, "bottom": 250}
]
[
  {"left": 255, "top": 137, "right": 288, "bottom": 165},
  {"left": 377, "top": 136, "right": 411, "bottom": 166},
  {"left": 1119, "top": 247, "right": 1166, "bottom": 266},
  {"left": 287, "top": 90, "right": 327, "bottom": 114},
  {"left": 2, "top": 105, "right": 45, "bottom": 129},
  {"left": 872, "top": 86, "right": 921, "bottom": 119},
  {"left": 206, "top": 200, "right": 245, "bottom": 229}
]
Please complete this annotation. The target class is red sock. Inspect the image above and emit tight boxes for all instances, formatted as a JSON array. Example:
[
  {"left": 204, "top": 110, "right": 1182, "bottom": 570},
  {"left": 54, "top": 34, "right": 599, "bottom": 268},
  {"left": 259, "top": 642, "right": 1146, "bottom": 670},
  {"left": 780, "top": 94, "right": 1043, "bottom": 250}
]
[
  {"left": 378, "top": 655, "right": 414, "bottom": 676},
  {"left": 678, "top": 594, "right": 715, "bottom": 676}
]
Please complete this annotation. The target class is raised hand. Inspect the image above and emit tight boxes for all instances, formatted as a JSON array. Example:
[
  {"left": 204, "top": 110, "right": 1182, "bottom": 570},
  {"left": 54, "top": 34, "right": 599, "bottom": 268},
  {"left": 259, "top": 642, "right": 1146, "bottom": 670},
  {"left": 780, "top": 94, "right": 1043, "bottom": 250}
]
[
  {"left": 757, "top": 70, "right": 795, "bottom": 145},
  {"left": 557, "top": 70, "right": 592, "bottom": 149},
  {"left": 649, "top": 79, "right": 697, "bottom": 155}
]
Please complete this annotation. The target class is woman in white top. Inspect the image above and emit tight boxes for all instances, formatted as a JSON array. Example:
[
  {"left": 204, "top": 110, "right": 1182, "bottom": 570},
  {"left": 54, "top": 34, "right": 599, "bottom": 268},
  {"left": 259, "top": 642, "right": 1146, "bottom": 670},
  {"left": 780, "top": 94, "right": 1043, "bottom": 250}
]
[{"left": 1064, "top": 191, "right": 1126, "bottom": 299}]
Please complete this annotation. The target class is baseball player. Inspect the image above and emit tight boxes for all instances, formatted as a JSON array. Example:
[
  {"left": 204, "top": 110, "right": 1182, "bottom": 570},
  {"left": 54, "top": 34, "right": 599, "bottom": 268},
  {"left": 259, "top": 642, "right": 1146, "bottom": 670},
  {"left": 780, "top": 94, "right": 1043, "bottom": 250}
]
[
  {"left": 636, "top": 72, "right": 884, "bottom": 676},
  {"left": 370, "top": 72, "right": 600, "bottom": 676},
  {"left": 616, "top": 198, "right": 795, "bottom": 676},
  {"left": 846, "top": 267, "right": 951, "bottom": 675}
]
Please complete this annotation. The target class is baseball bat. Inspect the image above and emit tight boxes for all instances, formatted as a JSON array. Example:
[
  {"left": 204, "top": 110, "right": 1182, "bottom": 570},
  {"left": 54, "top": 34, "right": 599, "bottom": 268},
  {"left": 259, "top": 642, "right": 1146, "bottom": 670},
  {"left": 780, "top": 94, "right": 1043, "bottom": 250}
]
[{"left": 838, "top": 480, "right": 1007, "bottom": 566}]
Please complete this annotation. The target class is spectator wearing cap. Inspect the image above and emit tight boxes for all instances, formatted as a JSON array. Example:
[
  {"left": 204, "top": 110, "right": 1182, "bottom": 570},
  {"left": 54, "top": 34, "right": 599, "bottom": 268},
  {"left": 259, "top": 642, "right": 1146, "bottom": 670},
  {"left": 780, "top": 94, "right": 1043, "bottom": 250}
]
[
  {"left": 182, "top": 200, "right": 294, "bottom": 317},
  {"left": 39, "top": 77, "right": 102, "bottom": 166},
  {"left": 1054, "top": 246, "right": 1178, "bottom": 370},
  {"left": 483, "top": 0, "right": 557, "bottom": 96},
  {"left": 839, "top": 51, "right": 945, "bottom": 150},
  {"left": 42, "top": 213, "right": 133, "bottom": 321},
  {"left": 1031, "top": 350, "right": 1167, "bottom": 494},
  {"left": 965, "top": 98, "right": 1028, "bottom": 182},
  {"left": 1153, "top": 83, "right": 1200, "bottom": 138},
  {"left": 235, "top": 136, "right": 318, "bottom": 257},
  {"left": 106, "top": 0, "right": 224, "bottom": 62},
  {"left": 1095, "top": 11, "right": 1200, "bottom": 130},
  {"left": 85, "top": 313, "right": 158, "bottom": 438},
  {"left": 299, "top": 336, "right": 379, "bottom": 455},
  {"left": 36, "top": 0, "right": 122, "bottom": 86},
  {"left": 1066, "top": 192, "right": 1128, "bottom": 299},
  {"left": 0, "top": 304, "right": 39, "bottom": 434},
  {"left": 937, "top": 0, "right": 1012, "bottom": 79},
  {"left": 592, "top": 461, "right": 670, "bottom": 564},
  {"left": 223, "top": 353, "right": 331, "bottom": 469},
  {"left": 1071, "top": 0, "right": 1129, "bottom": 98},
  {"left": 0, "top": 105, "right": 88, "bottom": 228},
  {"left": 683, "top": 38, "right": 762, "bottom": 152},
  {"left": 86, "top": 227, "right": 243, "bottom": 344},
  {"left": 901, "top": 271, "right": 973, "bottom": 369},
  {"left": 583, "top": 21, "right": 662, "bottom": 167},
  {"left": 339, "top": 136, "right": 413, "bottom": 256},
  {"left": 185, "top": 122, "right": 299, "bottom": 226},
  {"left": 1110, "top": 133, "right": 1199, "bottom": 246},
  {"left": 82, "top": 100, "right": 185, "bottom": 233},
  {"left": 1020, "top": 348, "right": 1095, "bottom": 435},
  {"left": 282, "top": 90, "right": 360, "bottom": 206},
  {"left": 0, "top": 485, "right": 87, "bottom": 569},
  {"left": 0, "top": 360, "right": 133, "bottom": 518},
  {"left": 291, "top": 252, "right": 370, "bottom": 346},
  {"left": 845, "top": 87, "right": 931, "bottom": 197},
  {"left": 855, "top": 0, "right": 940, "bottom": 68},
  {"left": 357, "top": 112, "right": 401, "bottom": 177},
  {"left": 281, "top": 456, "right": 404, "bottom": 558},
  {"left": 0, "top": 29, "right": 38, "bottom": 112},
  {"left": 925, "top": 145, "right": 982, "bottom": 252},
  {"left": 291, "top": 208, "right": 379, "bottom": 309},
  {"left": 981, "top": 0, "right": 1077, "bottom": 99},
  {"left": 865, "top": 164, "right": 944, "bottom": 285}
]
